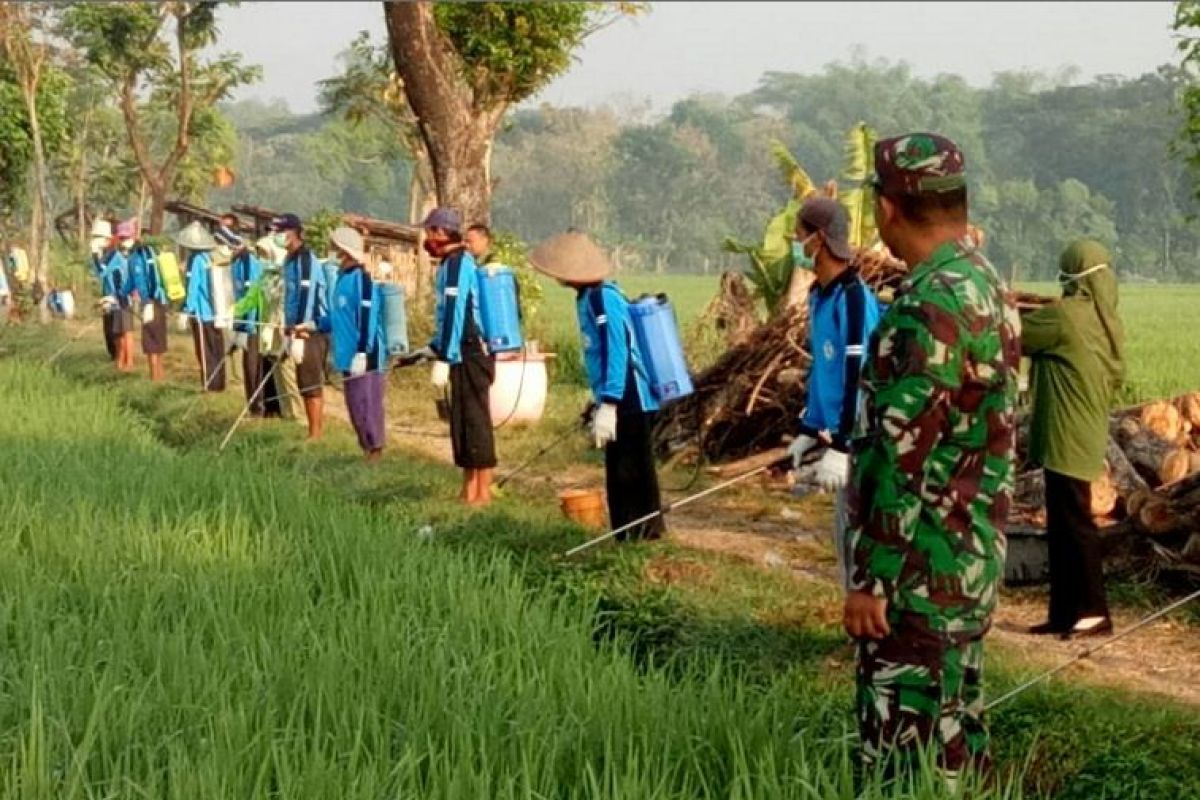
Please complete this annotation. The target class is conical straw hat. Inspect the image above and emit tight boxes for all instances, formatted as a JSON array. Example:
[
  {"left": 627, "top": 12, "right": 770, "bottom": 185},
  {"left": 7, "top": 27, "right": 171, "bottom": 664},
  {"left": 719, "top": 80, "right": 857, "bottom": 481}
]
[
  {"left": 330, "top": 226, "right": 367, "bottom": 265},
  {"left": 175, "top": 220, "right": 217, "bottom": 251},
  {"left": 528, "top": 231, "right": 613, "bottom": 283}
]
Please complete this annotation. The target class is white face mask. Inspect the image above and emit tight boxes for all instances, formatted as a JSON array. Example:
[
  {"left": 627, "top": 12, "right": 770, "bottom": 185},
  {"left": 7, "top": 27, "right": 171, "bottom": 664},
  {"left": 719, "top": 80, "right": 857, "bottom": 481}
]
[
  {"left": 1058, "top": 262, "right": 1109, "bottom": 284},
  {"left": 118, "top": 240, "right": 133, "bottom": 252}
]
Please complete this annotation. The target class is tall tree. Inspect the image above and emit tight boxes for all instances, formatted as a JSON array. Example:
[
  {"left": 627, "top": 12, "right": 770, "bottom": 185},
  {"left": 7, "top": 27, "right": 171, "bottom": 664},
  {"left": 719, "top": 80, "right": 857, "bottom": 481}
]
[
  {"left": 1175, "top": 0, "right": 1200, "bottom": 201},
  {"left": 61, "top": 2, "right": 259, "bottom": 233},
  {"left": 0, "top": 2, "right": 60, "bottom": 298},
  {"left": 382, "top": 1, "right": 635, "bottom": 224}
]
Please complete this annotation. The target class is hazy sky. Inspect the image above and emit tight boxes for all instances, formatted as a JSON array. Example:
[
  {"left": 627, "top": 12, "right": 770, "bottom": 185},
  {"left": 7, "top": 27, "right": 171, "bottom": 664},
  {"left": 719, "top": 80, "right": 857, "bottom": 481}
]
[{"left": 219, "top": 2, "right": 1180, "bottom": 115}]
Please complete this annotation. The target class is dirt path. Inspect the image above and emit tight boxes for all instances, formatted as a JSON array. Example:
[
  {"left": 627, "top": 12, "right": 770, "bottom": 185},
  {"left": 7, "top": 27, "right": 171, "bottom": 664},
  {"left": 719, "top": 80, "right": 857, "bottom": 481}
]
[{"left": 359, "top": 399, "right": 1200, "bottom": 708}]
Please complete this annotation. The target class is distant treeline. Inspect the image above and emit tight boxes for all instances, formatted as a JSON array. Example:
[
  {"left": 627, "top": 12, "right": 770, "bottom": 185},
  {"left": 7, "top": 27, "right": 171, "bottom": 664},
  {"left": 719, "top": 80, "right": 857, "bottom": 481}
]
[{"left": 212, "top": 57, "right": 1200, "bottom": 281}]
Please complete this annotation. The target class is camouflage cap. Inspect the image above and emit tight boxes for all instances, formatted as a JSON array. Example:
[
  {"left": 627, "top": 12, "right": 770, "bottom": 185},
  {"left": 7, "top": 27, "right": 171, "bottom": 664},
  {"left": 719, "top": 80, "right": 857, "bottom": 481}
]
[{"left": 872, "top": 133, "right": 965, "bottom": 196}]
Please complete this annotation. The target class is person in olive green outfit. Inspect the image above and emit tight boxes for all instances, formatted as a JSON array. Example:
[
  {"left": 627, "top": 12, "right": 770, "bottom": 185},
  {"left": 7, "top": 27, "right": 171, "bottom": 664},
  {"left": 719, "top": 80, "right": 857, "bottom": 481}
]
[{"left": 1020, "top": 240, "right": 1124, "bottom": 639}]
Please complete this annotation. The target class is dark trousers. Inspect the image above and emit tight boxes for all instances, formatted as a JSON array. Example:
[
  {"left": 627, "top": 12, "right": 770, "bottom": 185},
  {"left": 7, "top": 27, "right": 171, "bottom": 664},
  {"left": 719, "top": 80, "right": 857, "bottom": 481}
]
[
  {"left": 261, "top": 356, "right": 284, "bottom": 418},
  {"left": 1045, "top": 469, "right": 1109, "bottom": 627},
  {"left": 190, "top": 319, "right": 226, "bottom": 392},
  {"left": 102, "top": 311, "right": 118, "bottom": 360},
  {"left": 605, "top": 409, "right": 664, "bottom": 540},
  {"left": 241, "top": 334, "right": 265, "bottom": 416},
  {"left": 448, "top": 343, "right": 497, "bottom": 469}
]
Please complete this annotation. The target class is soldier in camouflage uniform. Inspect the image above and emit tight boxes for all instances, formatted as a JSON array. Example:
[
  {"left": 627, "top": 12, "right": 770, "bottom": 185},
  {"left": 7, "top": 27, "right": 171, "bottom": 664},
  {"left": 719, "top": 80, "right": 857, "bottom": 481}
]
[{"left": 844, "top": 133, "right": 1021, "bottom": 781}]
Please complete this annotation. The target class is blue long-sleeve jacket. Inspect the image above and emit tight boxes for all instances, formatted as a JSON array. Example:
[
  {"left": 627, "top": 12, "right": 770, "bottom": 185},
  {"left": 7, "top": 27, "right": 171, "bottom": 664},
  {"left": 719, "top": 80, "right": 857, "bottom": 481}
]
[
  {"left": 284, "top": 246, "right": 327, "bottom": 328},
  {"left": 317, "top": 264, "right": 386, "bottom": 374},
  {"left": 430, "top": 249, "right": 483, "bottom": 365},
  {"left": 799, "top": 269, "right": 881, "bottom": 452},
  {"left": 231, "top": 249, "right": 263, "bottom": 331},
  {"left": 100, "top": 251, "right": 132, "bottom": 309},
  {"left": 128, "top": 245, "right": 166, "bottom": 305},
  {"left": 576, "top": 282, "right": 658, "bottom": 412},
  {"left": 183, "top": 251, "right": 216, "bottom": 323}
]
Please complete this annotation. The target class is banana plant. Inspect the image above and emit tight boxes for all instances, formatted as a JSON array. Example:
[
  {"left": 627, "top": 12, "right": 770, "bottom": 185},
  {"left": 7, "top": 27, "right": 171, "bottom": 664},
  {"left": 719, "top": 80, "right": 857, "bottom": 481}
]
[{"left": 838, "top": 122, "right": 878, "bottom": 249}]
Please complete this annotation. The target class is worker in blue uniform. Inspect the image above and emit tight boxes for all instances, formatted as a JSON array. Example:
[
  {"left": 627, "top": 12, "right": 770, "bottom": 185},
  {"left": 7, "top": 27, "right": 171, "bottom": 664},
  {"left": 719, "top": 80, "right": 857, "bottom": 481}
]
[
  {"left": 318, "top": 226, "right": 388, "bottom": 462},
  {"left": 125, "top": 226, "right": 169, "bottom": 381},
  {"left": 422, "top": 207, "right": 496, "bottom": 505},
  {"left": 274, "top": 213, "right": 329, "bottom": 441},
  {"left": 786, "top": 197, "right": 882, "bottom": 588},
  {"left": 530, "top": 230, "right": 664, "bottom": 540},
  {"left": 218, "top": 213, "right": 267, "bottom": 415},
  {"left": 178, "top": 220, "right": 226, "bottom": 392}
]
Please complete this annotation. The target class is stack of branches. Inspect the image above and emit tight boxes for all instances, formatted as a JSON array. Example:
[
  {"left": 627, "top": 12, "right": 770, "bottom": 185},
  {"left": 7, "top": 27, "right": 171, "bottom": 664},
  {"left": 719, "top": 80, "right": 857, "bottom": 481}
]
[
  {"left": 1013, "top": 392, "right": 1200, "bottom": 578},
  {"left": 654, "top": 247, "right": 908, "bottom": 464}
]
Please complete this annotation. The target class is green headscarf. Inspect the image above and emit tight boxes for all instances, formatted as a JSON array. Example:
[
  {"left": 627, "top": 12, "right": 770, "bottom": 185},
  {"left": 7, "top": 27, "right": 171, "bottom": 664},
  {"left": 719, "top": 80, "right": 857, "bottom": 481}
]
[{"left": 1058, "top": 239, "right": 1125, "bottom": 391}]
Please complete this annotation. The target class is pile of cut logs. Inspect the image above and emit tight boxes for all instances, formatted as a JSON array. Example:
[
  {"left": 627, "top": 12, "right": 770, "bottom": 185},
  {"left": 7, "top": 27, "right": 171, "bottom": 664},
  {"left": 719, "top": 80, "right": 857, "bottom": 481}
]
[{"left": 1012, "top": 393, "right": 1200, "bottom": 575}]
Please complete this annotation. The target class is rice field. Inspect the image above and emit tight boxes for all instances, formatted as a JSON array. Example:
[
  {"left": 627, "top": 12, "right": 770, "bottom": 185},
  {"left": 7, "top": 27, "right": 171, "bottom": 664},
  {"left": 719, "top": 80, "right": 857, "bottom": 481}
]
[
  {"left": 535, "top": 275, "right": 1200, "bottom": 404},
  {"left": 0, "top": 357, "right": 1002, "bottom": 798},
  {"left": 3, "top": 327, "right": 1200, "bottom": 798}
]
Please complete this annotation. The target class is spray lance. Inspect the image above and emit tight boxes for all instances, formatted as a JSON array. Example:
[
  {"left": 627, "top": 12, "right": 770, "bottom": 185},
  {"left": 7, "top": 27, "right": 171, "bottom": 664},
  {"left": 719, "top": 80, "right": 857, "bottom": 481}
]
[{"left": 562, "top": 454, "right": 792, "bottom": 559}]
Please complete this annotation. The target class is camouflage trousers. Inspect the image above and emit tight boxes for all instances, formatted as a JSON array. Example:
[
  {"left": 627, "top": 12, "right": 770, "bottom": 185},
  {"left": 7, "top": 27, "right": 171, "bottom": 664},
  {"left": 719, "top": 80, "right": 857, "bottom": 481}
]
[{"left": 856, "top": 621, "right": 991, "bottom": 781}]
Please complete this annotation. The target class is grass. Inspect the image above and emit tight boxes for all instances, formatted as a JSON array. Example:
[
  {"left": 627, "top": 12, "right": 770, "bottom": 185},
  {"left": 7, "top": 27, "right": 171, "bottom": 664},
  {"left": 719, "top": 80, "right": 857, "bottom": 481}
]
[
  {"left": 2, "top": 321, "right": 1200, "bottom": 798},
  {"left": 533, "top": 273, "right": 1200, "bottom": 403}
]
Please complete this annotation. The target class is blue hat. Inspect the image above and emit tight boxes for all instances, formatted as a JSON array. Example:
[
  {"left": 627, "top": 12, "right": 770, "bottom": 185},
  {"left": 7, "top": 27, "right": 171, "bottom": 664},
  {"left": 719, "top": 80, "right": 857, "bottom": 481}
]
[
  {"left": 213, "top": 224, "right": 245, "bottom": 249},
  {"left": 421, "top": 207, "right": 461, "bottom": 234},
  {"left": 270, "top": 213, "right": 302, "bottom": 232}
]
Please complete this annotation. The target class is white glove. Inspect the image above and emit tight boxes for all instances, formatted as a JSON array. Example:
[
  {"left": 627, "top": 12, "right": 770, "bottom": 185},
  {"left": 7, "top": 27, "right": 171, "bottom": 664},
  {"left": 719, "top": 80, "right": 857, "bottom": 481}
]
[
  {"left": 349, "top": 352, "right": 367, "bottom": 377},
  {"left": 289, "top": 337, "right": 306, "bottom": 364},
  {"left": 100, "top": 295, "right": 117, "bottom": 313},
  {"left": 592, "top": 402, "right": 618, "bottom": 448},
  {"left": 787, "top": 434, "right": 818, "bottom": 469},
  {"left": 430, "top": 360, "right": 450, "bottom": 389},
  {"left": 142, "top": 303, "right": 155, "bottom": 323},
  {"left": 234, "top": 331, "right": 249, "bottom": 350},
  {"left": 813, "top": 449, "right": 850, "bottom": 493},
  {"left": 176, "top": 312, "right": 190, "bottom": 333}
]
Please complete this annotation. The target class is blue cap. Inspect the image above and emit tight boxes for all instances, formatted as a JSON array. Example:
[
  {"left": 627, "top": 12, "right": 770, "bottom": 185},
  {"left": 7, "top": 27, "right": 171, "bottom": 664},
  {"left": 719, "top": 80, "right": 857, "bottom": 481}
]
[
  {"left": 421, "top": 207, "right": 461, "bottom": 234},
  {"left": 270, "top": 213, "right": 302, "bottom": 232},
  {"left": 214, "top": 224, "right": 245, "bottom": 248}
]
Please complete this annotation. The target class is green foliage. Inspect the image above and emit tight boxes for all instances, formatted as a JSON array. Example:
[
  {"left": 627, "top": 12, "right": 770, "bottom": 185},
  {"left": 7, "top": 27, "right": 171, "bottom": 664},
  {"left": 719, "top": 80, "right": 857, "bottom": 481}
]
[
  {"left": 302, "top": 208, "right": 342, "bottom": 256},
  {"left": 432, "top": 3, "right": 606, "bottom": 107},
  {"left": 1174, "top": 0, "right": 1200, "bottom": 202},
  {"left": 0, "top": 61, "right": 70, "bottom": 219}
]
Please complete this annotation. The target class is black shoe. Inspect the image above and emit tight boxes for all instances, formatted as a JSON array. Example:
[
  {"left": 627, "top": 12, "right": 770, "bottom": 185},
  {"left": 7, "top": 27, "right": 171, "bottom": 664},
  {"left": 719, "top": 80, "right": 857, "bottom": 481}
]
[
  {"left": 1026, "top": 621, "right": 1071, "bottom": 637},
  {"left": 1069, "top": 618, "right": 1113, "bottom": 639}
]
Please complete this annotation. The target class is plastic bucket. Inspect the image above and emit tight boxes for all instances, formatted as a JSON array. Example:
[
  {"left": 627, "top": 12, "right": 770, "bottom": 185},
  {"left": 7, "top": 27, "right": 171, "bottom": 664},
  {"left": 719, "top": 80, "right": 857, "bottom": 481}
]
[
  {"left": 489, "top": 352, "right": 548, "bottom": 427},
  {"left": 559, "top": 488, "right": 606, "bottom": 528}
]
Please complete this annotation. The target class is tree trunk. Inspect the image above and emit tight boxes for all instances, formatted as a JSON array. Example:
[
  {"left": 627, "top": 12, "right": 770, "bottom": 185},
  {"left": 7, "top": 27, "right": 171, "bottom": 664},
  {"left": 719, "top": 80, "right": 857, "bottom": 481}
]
[
  {"left": 22, "top": 76, "right": 50, "bottom": 321},
  {"left": 148, "top": 180, "right": 168, "bottom": 235},
  {"left": 383, "top": 1, "right": 506, "bottom": 225}
]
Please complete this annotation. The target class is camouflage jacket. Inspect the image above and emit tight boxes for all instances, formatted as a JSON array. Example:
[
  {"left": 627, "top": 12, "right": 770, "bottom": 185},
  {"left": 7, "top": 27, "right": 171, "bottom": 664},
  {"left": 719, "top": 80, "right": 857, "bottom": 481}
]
[{"left": 847, "top": 237, "right": 1021, "bottom": 637}]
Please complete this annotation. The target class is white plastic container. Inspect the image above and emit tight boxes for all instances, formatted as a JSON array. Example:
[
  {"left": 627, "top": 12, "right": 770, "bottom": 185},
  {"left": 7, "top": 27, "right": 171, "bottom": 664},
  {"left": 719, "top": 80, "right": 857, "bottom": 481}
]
[{"left": 489, "top": 352, "right": 548, "bottom": 427}]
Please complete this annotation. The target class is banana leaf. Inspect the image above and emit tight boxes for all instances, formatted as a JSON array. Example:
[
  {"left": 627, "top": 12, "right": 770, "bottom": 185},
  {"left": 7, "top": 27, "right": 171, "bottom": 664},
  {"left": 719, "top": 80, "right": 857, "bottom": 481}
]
[
  {"left": 769, "top": 140, "right": 817, "bottom": 201},
  {"left": 762, "top": 198, "right": 801, "bottom": 263},
  {"left": 838, "top": 122, "right": 878, "bottom": 249}
]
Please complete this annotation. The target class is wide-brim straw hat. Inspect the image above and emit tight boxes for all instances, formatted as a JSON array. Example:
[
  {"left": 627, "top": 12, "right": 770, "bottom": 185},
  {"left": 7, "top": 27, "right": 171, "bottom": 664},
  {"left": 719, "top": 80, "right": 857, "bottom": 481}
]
[
  {"left": 330, "top": 225, "right": 367, "bottom": 265},
  {"left": 175, "top": 220, "right": 217, "bottom": 251},
  {"left": 529, "top": 231, "right": 614, "bottom": 283}
]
